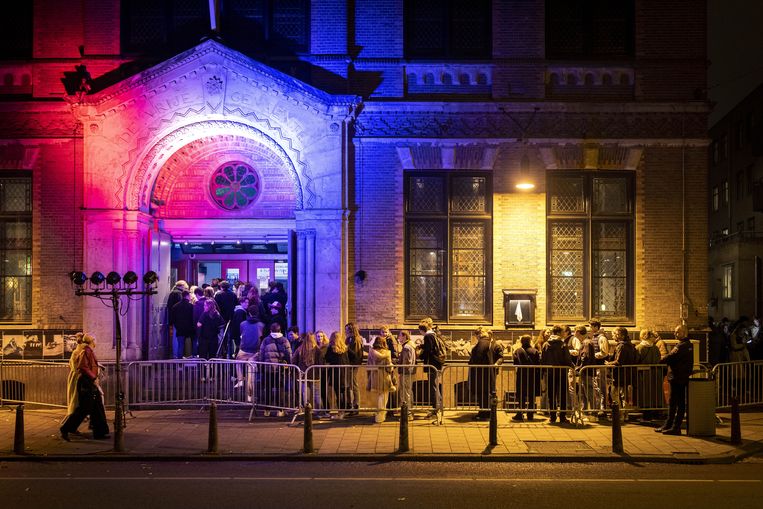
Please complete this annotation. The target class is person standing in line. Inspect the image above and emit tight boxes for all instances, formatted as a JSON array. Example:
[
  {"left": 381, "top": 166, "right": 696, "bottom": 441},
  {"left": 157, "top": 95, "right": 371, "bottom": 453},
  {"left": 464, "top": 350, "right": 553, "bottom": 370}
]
[
  {"left": 166, "top": 280, "right": 188, "bottom": 358},
  {"left": 468, "top": 326, "right": 504, "bottom": 421},
  {"left": 258, "top": 322, "right": 292, "bottom": 417},
  {"left": 397, "top": 330, "right": 416, "bottom": 420},
  {"left": 197, "top": 299, "right": 224, "bottom": 363},
  {"left": 172, "top": 290, "right": 196, "bottom": 358},
  {"left": 345, "top": 322, "right": 364, "bottom": 417},
  {"left": 590, "top": 319, "right": 611, "bottom": 418},
  {"left": 292, "top": 331, "right": 324, "bottom": 415},
  {"left": 541, "top": 325, "right": 575, "bottom": 424},
  {"left": 60, "top": 333, "right": 109, "bottom": 440},
  {"left": 229, "top": 297, "right": 249, "bottom": 357},
  {"left": 367, "top": 336, "right": 395, "bottom": 423},
  {"left": 606, "top": 327, "right": 639, "bottom": 410},
  {"left": 325, "top": 331, "right": 350, "bottom": 420},
  {"left": 192, "top": 286, "right": 213, "bottom": 358},
  {"left": 636, "top": 328, "right": 662, "bottom": 419},
  {"left": 512, "top": 334, "right": 540, "bottom": 421},
  {"left": 418, "top": 317, "right": 444, "bottom": 419},
  {"left": 656, "top": 324, "right": 694, "bottom": 435},
  {"left": 234, "top": 304, "right": 265, "bottom": 401}
]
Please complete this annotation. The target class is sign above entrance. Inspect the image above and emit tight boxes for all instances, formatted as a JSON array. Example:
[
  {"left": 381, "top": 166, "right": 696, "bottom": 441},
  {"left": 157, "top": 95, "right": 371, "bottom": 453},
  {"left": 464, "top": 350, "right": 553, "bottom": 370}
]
[{"left": 177, "top": 242, "right": 287, "bottom": 254}]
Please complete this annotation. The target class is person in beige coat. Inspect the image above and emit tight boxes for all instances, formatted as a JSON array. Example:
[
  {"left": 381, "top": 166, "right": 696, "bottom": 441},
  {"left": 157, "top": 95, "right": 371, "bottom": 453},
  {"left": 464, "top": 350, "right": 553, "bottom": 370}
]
[
  {"left": 367, "top": 336, "right": 395, "bottom": 423},
  {"left": 64, "top": 333, "right": 86, "bottom": 416}
]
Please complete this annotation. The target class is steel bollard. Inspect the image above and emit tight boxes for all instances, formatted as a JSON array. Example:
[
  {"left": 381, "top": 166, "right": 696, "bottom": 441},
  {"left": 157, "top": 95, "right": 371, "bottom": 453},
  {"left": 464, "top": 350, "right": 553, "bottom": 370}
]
[
  {"left": 303, "top": 403, "right": 314, "bottom": 454},
  {"left": 611, "top": 402, "right": 623, "bottom": 454},
  {"left": 730, "top": 396, "right": 742, "bottom": 445},
  {"left": 207, "top": 402, "right": 219, "bottom": 454},
  {"left": 398, "top": 402, "right": 410, "bottom": 453},
  {"left": 13, "top": 404, "right": 25, "bottom": 455},
  {"left": 489, "top": 392, "right": 498, "bottom": 447}
]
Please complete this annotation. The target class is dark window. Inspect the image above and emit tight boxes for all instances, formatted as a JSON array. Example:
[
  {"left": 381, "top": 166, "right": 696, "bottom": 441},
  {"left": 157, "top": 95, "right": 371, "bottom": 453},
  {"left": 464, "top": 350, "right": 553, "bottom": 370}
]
[
  {"left": 723, "top": 180, "right": 729, "bottom": 205},
  {"left": 737, "top": 171, "right": 745, "bottom": 199},
  {"left": 405, "top": 0, "right": 492, "bottom": 59},
  {"left": 121, "top": 0, "right": 309, "bottom": 55},
  {"left": 0, "top": 2, "right": 33, "bottom": 59},
  {"left": 712, "top": 186, "right": 719, "bottom": 211},
  {"left": 547, "top": 171, "right": 634, "bottom": 323},
  {"left": 405, "top": 172, "right": 492, "bottom": 322},
  {"left": 0, "top": 174, "right": 32, "bottom": 323},
  {"left": 747, "top": 165, "right": 754, "bottom": 196},
  {"left": 546, "top": 0, "right": 635, "bottom": 59}
]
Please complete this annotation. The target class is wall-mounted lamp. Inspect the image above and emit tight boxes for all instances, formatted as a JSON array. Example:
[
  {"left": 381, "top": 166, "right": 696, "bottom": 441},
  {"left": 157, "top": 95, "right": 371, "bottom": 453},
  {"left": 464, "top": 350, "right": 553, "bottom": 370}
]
[{"left": 516, "top": 144, "right": 535, "bottom": 191}]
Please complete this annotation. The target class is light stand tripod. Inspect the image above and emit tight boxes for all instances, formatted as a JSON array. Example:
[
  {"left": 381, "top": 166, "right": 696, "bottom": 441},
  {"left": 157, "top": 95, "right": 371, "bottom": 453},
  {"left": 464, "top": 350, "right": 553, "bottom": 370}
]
[{"left": 70, "top": 271, "right": 157, "bottom": 452}]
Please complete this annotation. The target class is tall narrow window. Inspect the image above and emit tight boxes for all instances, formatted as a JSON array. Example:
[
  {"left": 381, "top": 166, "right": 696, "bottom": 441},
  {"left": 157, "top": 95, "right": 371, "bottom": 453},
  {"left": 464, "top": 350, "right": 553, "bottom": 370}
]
[
  {"left": 405, "top": 172, "right": 492, "bottom": 322},
  {"left": 0, "top": 174, "right": 32, "bottom": 323},
  {"left": 547, "top": 171, "right": 634, "bottom": 323},
  {"left": 712, "top": 186, "right": 719, "bottom": 211},
  {"left": 722, "top": 264, "right": 733, "bottom": 299}
]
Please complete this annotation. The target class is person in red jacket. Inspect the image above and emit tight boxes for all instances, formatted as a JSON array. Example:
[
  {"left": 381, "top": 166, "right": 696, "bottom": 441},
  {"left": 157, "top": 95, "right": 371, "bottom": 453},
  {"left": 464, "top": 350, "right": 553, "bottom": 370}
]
[{"left": 60, "top": 333, "right": 110, "bottom": 441}]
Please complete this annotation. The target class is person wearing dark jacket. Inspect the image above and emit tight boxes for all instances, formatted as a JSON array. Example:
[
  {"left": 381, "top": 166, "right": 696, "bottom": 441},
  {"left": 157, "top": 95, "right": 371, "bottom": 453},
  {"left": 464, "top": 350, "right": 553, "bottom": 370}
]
[
  {"left": 419, "top": 317, "right": 443, "bottom": 418},
  {"left": 197, "top": 299, "right": 224, "bottom": 361},
  {"left": 606, "top": 327, "right": 639, "bottom": 409},
  {"left": 656, "top": 324, "right": 694, "bottom": 435},
  {"left": 541, "top": 325, "right": 575, "bottom": 423},
  {"left": 234, "top": 305, "right": 265, "bottom": 398},
  {"left": 171, "top": 291, "right": 196, "bottom": 358},
  {"left": 468, "top": 326, "right": 504, "bottom": 420},
  {"left": 325, "top": 331, "right": 351, "bottom": 419},
  {"left": 512, "top": 334, "right": 540, "bottom": 421},
  {"left": 261, "top": 281, "right": 288, "bottom": 333},
  {"left": 229, "top": 297, "right": 249, "bottom": 356},
  {"left": 166, "top": 280, "right": 188, "bottom": 358},
  {"left": 214, "top": 281, "right": 238, "bottom": 323},
  {"left": 345, "top": 322, "right": 364, "bottom": 416}
]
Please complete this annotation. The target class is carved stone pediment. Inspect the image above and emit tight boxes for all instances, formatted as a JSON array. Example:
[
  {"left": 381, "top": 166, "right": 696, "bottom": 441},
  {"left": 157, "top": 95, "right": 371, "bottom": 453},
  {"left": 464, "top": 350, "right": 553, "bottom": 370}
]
[{"left": 71, "top": 40, "right": 360, "bottom": 211}]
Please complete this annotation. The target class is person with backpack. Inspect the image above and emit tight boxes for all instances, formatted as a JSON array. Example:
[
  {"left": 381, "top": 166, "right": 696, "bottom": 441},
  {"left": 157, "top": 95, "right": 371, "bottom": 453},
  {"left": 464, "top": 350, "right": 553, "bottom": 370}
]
[
  {"left": 258, "top": 322, "right": 292, "bottom": 417},
  {"left": 418, "top": 317, "right": 444, "bottom": 419},
  {"left": 345, "top": 322, "right": 364, "bottom": 417},
  {"left": 512, "top": 334, "right": 540, "bottom": 421}
]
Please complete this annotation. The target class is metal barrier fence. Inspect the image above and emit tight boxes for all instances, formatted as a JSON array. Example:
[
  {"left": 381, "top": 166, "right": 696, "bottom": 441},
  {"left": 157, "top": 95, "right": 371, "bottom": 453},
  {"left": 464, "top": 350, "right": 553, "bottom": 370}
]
[
  {"left": 302, "top": 364, "right": 438, "bottom": 417},
  {"left": 0, "top": 360, "right": 70, "bottom": 408},
  {"left": 713, "top": 360, "right": 763, "bottom": 409},
  {"left": 576, "top": 364, "right": 671, "bottom": 414},
  {"left": 2, "top": 358, "right": 761, "bottom": 418}
]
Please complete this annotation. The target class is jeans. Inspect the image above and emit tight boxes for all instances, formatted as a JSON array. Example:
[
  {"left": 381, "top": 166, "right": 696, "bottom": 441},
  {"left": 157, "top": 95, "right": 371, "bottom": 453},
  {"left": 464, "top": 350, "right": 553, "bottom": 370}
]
[
  {"left": 663, "top": 380, "right": 688, "bottom": 431},
  {"left": 427, "top": 366, "right": 442, "bottom": 411}
]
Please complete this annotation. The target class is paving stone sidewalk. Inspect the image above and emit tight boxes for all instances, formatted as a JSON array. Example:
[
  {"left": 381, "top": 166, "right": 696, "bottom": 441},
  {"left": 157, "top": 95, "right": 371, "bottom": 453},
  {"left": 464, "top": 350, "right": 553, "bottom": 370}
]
[{"left": 1, "top": 407, "right": 762, "bottom": 462}]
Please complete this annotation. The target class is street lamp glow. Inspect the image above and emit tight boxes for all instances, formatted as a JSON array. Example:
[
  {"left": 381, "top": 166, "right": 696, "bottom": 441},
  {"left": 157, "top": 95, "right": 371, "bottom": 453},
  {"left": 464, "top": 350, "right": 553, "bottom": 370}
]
[{"left": 516, "top": 182, "right": 535, "bottom": 190}]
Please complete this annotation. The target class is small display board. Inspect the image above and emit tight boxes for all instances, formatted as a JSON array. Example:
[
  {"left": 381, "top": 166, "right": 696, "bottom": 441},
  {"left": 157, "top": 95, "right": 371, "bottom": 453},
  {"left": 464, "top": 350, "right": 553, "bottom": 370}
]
[{"left": 503, "top": 289, "right": 536, "bottom": 328}]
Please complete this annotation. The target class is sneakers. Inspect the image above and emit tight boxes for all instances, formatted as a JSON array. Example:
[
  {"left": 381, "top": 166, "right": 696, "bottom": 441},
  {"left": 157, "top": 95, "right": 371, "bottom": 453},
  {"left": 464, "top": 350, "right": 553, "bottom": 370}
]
[
  {"left": 233, "top": 380, "right": 244, "bottom": 389},
  {"left": 276, "top": 410, "right": 285, "bottom": 418},
  {"left": 654, "top": 426, "right": 669, "bottom": 433},
  {"left": 246, "top": 396, "right": 252, "bottom": 403},
  {"left": 662, "top": 428, "right": 681, "bottom": 436},
  {"left": 263, "top": 410, "right": 271, "bottom": 417},
  {"left": 511, "top": 414, "right": 524, "bottom": 422}
]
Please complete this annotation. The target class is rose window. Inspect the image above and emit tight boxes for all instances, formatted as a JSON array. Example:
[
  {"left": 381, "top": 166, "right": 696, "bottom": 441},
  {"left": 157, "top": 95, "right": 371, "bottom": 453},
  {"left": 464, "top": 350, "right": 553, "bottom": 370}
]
[{"left": 209, "top": 162, "right": 260, "bottom": 210}]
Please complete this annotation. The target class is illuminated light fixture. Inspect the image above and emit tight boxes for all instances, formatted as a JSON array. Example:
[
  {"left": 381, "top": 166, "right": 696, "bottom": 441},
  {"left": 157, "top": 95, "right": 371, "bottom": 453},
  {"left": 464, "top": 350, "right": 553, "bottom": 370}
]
[
  {"left": 70, "top": 271, "right": 88, "bottom": 286},
  {"left": 143, "top": 271, "right": 159, "bottom": 286},
  {"left": 106, "top": 271, "right": 122, "bottom": 286},
  {"left": 123, "top": 271, "right": 138, "bottom": 286},
  {"left": 90, "top": 271, "right": 106, "bottom": 286},
  {"left": 516, "top": 148, "right": 535, "bottom": 191}
]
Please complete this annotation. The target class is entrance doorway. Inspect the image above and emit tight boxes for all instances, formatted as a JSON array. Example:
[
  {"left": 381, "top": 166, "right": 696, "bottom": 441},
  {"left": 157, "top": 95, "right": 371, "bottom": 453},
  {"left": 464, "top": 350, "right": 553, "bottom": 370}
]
[{"left": 170, "top": 241, "right": 290, "bottom": 300}]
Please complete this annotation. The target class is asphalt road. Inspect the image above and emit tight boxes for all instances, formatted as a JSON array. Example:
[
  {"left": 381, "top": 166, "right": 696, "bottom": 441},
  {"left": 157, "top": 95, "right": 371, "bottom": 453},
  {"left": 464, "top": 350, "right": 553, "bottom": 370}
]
[{"left": 1, "top": 459, "right": 761, "bottom": 509}]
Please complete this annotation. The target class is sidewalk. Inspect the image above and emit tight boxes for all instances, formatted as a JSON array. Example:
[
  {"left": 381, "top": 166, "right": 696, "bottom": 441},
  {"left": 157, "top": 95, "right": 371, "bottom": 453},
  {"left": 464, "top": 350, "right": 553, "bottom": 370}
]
[{"left": 2, "top": 406, "right": 762, "bottom": 463}]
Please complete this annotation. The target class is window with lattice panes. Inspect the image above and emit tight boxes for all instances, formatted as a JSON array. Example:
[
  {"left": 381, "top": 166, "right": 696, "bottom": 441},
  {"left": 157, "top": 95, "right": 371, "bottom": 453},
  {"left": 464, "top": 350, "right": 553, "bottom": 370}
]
[
  {"left": 722, "top": 264, "right": 733, "bottom": 300},
  {"left": 404, "top": 0, "right": 492, "bottom": 59},
  {"left": 405, "top": 172, "right": 491, "bottom": 322},
  {"left": 547, "top": 171, "right": 634, "bottom": 323},
  {"left": 0, "top": 174, "right": 32, "bottom": 323}
]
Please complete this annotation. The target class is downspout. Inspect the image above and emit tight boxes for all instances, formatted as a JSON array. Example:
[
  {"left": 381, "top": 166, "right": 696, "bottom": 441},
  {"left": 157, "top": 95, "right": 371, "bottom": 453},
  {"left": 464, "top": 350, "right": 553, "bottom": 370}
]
[{"left": 681, "top": 111, "right": 688, "bottom": 326}]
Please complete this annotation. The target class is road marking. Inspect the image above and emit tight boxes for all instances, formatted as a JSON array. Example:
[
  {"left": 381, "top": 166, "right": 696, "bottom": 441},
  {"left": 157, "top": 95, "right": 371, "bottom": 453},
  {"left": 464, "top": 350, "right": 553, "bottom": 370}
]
[{"left": 0, "top": 477, "right": 759, "bottom": 483}]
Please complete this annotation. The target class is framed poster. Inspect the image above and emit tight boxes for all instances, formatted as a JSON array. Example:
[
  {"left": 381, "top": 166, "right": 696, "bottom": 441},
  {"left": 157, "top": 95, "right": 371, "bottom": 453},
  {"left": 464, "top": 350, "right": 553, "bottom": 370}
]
[{"left": 22, "top": 331, "right": 43, "bottom": 359}]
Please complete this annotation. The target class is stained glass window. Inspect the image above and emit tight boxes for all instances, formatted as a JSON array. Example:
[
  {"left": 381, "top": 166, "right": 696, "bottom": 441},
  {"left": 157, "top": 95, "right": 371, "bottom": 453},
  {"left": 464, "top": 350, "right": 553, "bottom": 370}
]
[
  {"left": 209, "top": 162, "right": 260, "bottom": 210},
  {"left": 405, "top": 172, "right": 491, "bottom": 322},
  {"left": 547, "top": 172, "right": 633, "bottom": 322}
]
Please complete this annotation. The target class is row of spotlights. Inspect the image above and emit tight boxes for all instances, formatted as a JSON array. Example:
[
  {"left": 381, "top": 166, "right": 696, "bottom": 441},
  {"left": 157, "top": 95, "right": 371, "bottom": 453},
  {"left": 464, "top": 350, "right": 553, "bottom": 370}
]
[{"left": 69, "top": 271, "right": 158, "bottom": 288}]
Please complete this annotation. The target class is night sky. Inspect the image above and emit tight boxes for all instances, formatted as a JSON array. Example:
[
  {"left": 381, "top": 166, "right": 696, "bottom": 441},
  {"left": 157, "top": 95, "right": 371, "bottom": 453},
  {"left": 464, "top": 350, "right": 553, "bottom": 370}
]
[{"left": 708, "top": 0, "right": 763, "bottom": 125}]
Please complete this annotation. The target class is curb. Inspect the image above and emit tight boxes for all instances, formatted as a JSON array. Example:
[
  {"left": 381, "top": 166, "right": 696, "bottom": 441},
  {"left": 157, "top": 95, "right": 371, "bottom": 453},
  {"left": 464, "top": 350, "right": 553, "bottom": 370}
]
[{"left": 0, "top": 451, "right": 740, "bottom": 464}]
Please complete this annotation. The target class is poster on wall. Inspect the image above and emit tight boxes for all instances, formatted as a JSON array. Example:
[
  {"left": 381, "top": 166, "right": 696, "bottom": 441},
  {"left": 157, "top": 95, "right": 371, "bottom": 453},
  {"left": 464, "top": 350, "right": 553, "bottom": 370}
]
[
  {"left": 257, "top": 268, "right": 271, "bottom": 292},
  {"left": 274, "top": 261, "right": 288, "bottom": 280},
  {"left": 43, "top": 331, "right": 66, "bottom": 358},
  {"left": 226, "top": 268, "right": 240, "bottom": 284},
  {"left": 22, "top": 331, "right": 43, "bottom": 359},
  {"left": 1, "top": 333, "right": 24, "bottom": 359}
]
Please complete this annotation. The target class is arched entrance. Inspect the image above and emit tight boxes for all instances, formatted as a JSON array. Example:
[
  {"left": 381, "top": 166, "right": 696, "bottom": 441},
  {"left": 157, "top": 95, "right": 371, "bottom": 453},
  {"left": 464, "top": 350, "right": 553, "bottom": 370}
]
[{"left": 143, "top": 129, "right": 301, "bottom": 359}]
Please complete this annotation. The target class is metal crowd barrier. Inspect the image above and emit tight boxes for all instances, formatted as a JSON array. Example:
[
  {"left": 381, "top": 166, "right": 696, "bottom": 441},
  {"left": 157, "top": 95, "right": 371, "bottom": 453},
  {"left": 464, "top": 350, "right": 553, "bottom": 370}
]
[
  {"left": 301, "top": 364, "right": 438, "bottom": 417},
  {"left": 712, "top": 360, "right": 763, "bottom": 409},
  {"left": 0, "top": 360, "right": 70, "bottom": 408},
  {"left": 441, "top": 365, "right": 578, "bottom": 417},
  {"left": 576, "top": 363, "right": 670, "bottom": 415}
]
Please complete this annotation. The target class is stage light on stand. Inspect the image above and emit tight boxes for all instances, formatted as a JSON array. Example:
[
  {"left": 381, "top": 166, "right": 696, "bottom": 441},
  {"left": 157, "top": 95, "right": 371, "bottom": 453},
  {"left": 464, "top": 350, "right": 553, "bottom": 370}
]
[
  {"left": 69, "top": 271, "right": 88, "bottom": 286},
  {"left": 123, "top": 271, "right": 138, "bottom": 287},
  {"left": 90, "top": 271, "right": 106, "bottom": 287},
  {"left": 106, "top": 271, "right": 121, "bottom": 287},
  {"left": 143, "top": 271, "right": 158, "bottom": 287}
]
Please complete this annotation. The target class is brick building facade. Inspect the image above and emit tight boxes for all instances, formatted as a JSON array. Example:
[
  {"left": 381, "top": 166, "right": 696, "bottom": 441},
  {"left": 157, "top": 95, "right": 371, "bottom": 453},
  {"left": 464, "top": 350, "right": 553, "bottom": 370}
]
[{"left": 0, "top": 1, "right": 709, "bottom": 360}]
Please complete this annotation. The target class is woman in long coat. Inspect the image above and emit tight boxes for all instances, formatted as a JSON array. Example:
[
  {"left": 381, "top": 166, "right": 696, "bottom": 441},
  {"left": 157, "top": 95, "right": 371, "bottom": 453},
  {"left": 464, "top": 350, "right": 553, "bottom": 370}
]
[
  {"left": 64, "top": 333, "right": 85, "bottom": 416},
  {"left": 60, "top": 333, "right": 110, "bottom": 440},
  {"left": 367, "top": 336, "right": 394, "bottom": 423}
]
